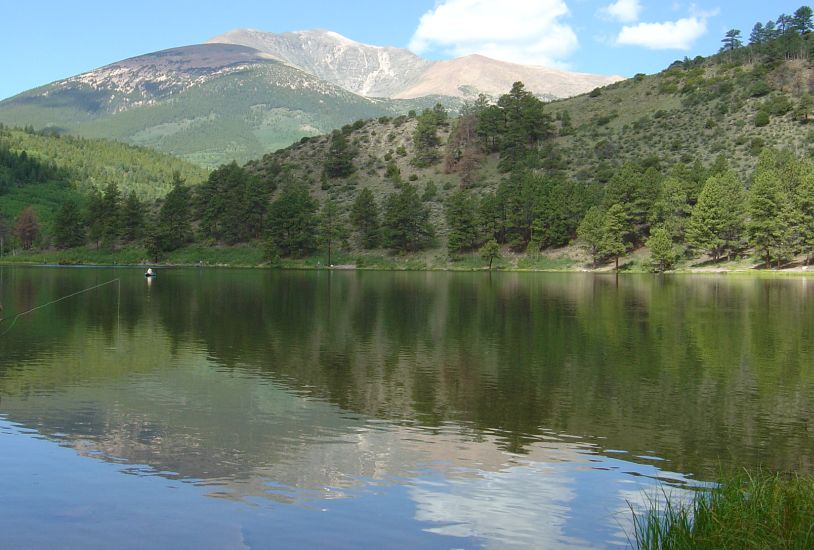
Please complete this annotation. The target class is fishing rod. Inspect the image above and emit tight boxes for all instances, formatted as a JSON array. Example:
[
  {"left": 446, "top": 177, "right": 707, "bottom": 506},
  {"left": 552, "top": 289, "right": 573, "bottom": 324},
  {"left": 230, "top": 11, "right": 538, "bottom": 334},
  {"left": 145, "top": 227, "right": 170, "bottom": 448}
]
[{"left": 0, "top": 278, "right": 121, "bottom": 338}]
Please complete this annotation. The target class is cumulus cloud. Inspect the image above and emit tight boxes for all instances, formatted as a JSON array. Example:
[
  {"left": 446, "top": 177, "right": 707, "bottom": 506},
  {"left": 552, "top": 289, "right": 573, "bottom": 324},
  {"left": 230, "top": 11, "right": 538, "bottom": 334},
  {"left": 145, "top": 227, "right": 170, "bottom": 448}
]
[
  {"left": 599, "top": 0, "right": 643, "bottom": 23},
  {"left": 408, "top": 0, "right": 578, "bottom": 67},
  {"left": 616, "top": 15, "right": 710, "bottom": 50}
]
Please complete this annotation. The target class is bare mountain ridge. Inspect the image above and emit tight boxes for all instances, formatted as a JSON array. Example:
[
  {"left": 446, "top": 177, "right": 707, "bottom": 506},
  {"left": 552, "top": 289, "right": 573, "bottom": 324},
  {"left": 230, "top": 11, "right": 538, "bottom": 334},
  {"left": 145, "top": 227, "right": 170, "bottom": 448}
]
[{"left": 207, "top": 29, "right": 623, "bottom": 100}]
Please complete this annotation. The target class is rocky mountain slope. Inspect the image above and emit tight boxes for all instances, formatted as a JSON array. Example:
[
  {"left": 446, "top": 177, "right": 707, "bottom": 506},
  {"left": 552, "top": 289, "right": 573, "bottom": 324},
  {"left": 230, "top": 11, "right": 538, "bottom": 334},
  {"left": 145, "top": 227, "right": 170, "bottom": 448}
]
[
  {"left": 0, "top": 30, "right": 621, "bottom": 168},
  {"left": 208, "top": 29, "right": 622, "bottom": 100}
]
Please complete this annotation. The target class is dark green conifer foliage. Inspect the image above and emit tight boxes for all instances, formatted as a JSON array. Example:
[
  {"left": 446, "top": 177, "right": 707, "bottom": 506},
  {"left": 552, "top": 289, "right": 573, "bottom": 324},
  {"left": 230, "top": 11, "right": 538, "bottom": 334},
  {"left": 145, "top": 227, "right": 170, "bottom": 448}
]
[
  {"left": 445, "top": 190, "right": 481, "bottom": 253},
  {"left": 121, "top": 191, "right": 145, "bottom": 243},
  {"left": 101, "top": 182, "right": 122, "bottom": 246},
  {"left": 267, "top": 183, "right": 318, "bottom": 258},
  {"left": 324, "top": 131, "right": 355, "bottom": 178},
  {"left": 85, "top": 189, "right": 105, "bottom": 249},
  {"left": 602, "top": 203, "right": 631, "bottom": 270},
  {"left": 317, "top": 196, "right": 348, "bottom": 266},
  {"left": 350, "top": 187, "right": 381, "bottom": 249},
  {"left": 577, "top": 206, "right": 606, "bottom": 267},
  {"left": 686, "top": 171, "right": 746, "bottom": 261},
  {"left": 53, "top": 199, "right": 85, "bottom": 249},
  {"left": 198, "top": 162, "right": 267, "bottom": 243},
  {"left": 381, "top": 183, "right": 435, "bottom": 252},
  {"left": 157, "top": 173, "right": 193, "bottom": 252}
]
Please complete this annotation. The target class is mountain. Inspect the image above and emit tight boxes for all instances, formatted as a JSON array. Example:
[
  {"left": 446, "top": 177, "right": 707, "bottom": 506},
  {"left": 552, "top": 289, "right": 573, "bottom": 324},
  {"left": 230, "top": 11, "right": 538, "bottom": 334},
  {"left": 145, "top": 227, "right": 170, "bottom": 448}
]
[
  {"left": 207, "top": 29, "right": 622, "bottom": 100},
  {"left": 207, "top": 29, "right": 433, "bottom": 98},
  {"left": 0, "top": 30, "right": 621, "bottom": 168}
]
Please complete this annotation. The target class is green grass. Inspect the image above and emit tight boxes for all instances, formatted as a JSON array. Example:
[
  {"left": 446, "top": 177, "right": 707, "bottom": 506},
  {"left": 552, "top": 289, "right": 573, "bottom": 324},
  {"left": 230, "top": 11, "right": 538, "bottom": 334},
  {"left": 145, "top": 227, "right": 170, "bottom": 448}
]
[{"left": 632, "top": 470, "right": 814, "bottom": 549}]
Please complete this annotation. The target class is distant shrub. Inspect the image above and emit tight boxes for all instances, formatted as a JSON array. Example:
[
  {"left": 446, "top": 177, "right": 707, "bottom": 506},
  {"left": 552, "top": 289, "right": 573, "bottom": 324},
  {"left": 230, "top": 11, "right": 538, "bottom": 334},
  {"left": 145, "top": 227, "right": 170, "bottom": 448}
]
[
  {"left": 633, "top": 73, "right": 646, "bottom": 82},
  {"left": 750, "top": 81, "right": 772, "bottom": 98},
  {"left": 750, "top": 137, "right": 766, "bottom": 155},
  {"left": 588, "top": 88, "right": 602, "bottom": 98},
  {"left": 763, "top": 95, "right": 792, "bottom": 116},
  {"left": 755, "top": 111, "right": 770, "bottom": 127}
]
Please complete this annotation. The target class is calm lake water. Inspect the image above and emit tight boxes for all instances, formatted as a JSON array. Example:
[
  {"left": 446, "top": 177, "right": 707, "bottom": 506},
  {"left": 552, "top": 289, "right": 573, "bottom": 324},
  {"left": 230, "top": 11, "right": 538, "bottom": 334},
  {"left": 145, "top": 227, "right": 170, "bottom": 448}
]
[{"left": 1, "top": 267, "right": 813, "bottom": 548}]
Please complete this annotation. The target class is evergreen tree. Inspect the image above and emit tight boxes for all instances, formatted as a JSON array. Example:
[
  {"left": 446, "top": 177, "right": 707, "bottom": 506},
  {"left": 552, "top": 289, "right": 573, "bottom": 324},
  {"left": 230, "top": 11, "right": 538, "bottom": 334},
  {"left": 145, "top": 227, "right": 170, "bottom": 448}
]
[
  {"left": 267, "top": 182, "right": 318, "bottom": 257},
  {"left": 686, "top": 172, "right": 746, "bottom": 261},
  {"left": 121, "top": 191, "right": 145, "bottom": 243},
  {"left": 85, "top": 189, "right": 106, "bottom": 249},
  {"left": 792, "top": 6, "right": 814, "bottom": 34},
  {"left": 577, "top": 206, "right": 605, "bottom": 267},
  {"left": 479, "top": 239, "right": 501, "bottom": 269},
  {"left": 350, "top": 188, "right": 381, "bottom": 249},
  {"left": 381, "top": 183, "right": 435, "bottom": 252},
  {"left": 750, "top": 22, "right": 766, "bottom": 45},
  {"left": 317, "top": 196, "right": 348, "bottom": 266},
  {"left": 157, "top": 173, "right": 193, "bottom": 251},
  {"left": 13, "top": 206, "right": 40, "bottom": 249},
  {"left": 797, "top": 167, "right": 814, "bottom": 264},
  {"left": 413, "top": 108, "right": 441, "bottom": 166},
  {"left": 101, "top": 182, "right": 122, "bottom": 246},
  {"left": 324, "top": 131, "right": 356, "bottom": 178},
  {"left": 479, "top": 192, "right": 506, "bottom": 244},
  {"left": 445, "top": 190, "right": 481, "bottom": 253},
  {"left": 647, "top": 226, "right": 679, "bottom": 272},
  {"left": 601, "top": 203, "right": 630, "bottom": 271},
  {"left": 53, "top": 199, "right": 85, "bottom": 249},
  {"left": 748, "top": 168, "right": 783, "bottom": 268},
  {"left": 651, "top": 177, "right": 692, "bottom": 242},
  {"left": 721, "top": 29, "right": 743, "bottom": 52},
  {"left": 198, "top": 162, "right": 268, "bottom": 243}
]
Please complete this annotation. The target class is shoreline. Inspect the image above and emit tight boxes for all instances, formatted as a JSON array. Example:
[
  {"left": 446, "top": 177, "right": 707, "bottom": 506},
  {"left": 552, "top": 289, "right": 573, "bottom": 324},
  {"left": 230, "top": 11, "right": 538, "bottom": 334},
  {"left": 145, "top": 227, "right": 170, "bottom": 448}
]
[
  {"left": 2, "top": 244, "right": 813, "bottom": 275},
  {"left": 2, "top": 258, "right": 814, "bottom": 276}
]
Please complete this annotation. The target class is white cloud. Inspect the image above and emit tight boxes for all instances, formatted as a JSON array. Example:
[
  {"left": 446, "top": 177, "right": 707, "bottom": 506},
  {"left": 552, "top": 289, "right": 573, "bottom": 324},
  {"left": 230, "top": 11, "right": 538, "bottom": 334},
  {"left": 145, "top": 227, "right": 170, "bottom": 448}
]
[
  {"left": 408, "top": 0, "right": 578, "bottom": 67},
  {"left": 616, "top": 15, "right": 710, "bottom": 50},
  {"left": 599, "top": 0, "right": 643, "bottom": 23}
]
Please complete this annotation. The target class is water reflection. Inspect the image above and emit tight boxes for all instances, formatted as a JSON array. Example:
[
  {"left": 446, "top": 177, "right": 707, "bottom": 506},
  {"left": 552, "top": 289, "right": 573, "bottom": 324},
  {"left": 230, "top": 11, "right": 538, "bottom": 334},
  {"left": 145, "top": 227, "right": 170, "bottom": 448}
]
[{"left": 1, "top": 267, "right": 813, "bottom": 547}]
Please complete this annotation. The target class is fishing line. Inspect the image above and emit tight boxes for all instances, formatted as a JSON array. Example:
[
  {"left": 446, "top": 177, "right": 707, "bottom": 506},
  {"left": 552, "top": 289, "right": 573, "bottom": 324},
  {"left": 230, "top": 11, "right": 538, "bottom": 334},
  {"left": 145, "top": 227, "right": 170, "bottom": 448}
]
[{"left": 0, "top": 278, "right": 121, "bottom": 338}]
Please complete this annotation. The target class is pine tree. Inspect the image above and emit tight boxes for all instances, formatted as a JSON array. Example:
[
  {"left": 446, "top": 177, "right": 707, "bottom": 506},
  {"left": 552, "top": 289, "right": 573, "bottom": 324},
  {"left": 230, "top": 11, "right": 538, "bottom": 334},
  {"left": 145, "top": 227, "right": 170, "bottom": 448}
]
[
  {"left": 601, "top": 203, "right": 630, "bottom": 271},
  {"left": 324, "top": 131, "right": 355, "bottom": 178},
  {"left": 686, "top": 172, "right": 746, "bottom": 261},
  {"left": 157, "top": 173, "right": 193, "bottom": 251},
  {"left": 479, "top": 239, "right": 501, "bottom": 269},
  {"left": 85, "top": 189, "right": 105, "bottom": 249},
  {"left": 647, "top": 226, "right": 678, "bottom": 272},
  {"left": 267, "top": 182, "right": 318, "bottom": 257},
  {"left": 577, "top": 206, "right": 605, "bottom": 267},
  {"left": 317, "top": 196, "right": 348, "bottom": 266},
  {"left": 101, "top": 182, "right": 122, "bottom": 246},
  {"left": 720, "top": 29, "right": 743, "bottom": 52},
  {"left": 748, "top": 169, "right": 782, "bottom": 268},
  {"left": 797, "top": 167, "right": 814, "bottom": 264},
  {"left": 53, "top": 199, "right": 85, "bottom": 248},
  {"left": 350, "top": 188, "right": 381, "bottom": 249},
  {"left": 445, "top": 190, "right": 480, "bottom": 253},
  {"left": 121, "top": 191, "right": 145, "bottom": 243},
  {"left": 381, "top": 183, "right": 435, "bottom": 252},
  {"left": 413, "top": 109, "right": 441, "bottom": 166}
]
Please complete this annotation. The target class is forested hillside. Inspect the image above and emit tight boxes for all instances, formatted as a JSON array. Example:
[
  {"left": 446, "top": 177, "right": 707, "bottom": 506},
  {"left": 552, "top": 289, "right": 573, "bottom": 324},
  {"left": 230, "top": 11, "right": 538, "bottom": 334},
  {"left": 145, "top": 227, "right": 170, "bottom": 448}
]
[
  {"left": 7, "top": 6, "right": 814, "bottom": 272},
  {"left": 0, "top": 125, "right": 207, "bottom": 251}
]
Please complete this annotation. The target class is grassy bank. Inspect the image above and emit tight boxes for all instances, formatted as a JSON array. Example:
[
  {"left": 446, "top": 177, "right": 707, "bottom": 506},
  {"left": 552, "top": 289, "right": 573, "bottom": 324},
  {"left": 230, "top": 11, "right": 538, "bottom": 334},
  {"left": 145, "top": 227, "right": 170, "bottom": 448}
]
[
  {"left": 633, "top": 471, "right": 814, "bottom": 549},
  {"left": 3, "top": 244, "right": 814, "bottom": 275}
]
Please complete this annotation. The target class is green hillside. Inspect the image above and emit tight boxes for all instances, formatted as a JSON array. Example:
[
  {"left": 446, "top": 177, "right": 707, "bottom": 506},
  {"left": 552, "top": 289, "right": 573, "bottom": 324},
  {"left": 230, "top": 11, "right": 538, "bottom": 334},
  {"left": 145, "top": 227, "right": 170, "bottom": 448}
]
[
  {"left": 0, "top": 49, "right": 459, "bottom": 169},
  {"left": 0, "top": 126, "right": 208, "bottom": 200},
  {"left": 0, "top": 126, "right": 208, "bottom": 249}
]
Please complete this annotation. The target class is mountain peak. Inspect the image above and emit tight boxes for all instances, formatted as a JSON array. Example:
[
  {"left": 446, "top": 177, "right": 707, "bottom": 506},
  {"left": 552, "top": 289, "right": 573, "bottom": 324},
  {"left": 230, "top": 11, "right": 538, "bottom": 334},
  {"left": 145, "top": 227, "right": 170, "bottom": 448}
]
[{"left": 208, "top": 28, "right": 622, "bottom": 100}]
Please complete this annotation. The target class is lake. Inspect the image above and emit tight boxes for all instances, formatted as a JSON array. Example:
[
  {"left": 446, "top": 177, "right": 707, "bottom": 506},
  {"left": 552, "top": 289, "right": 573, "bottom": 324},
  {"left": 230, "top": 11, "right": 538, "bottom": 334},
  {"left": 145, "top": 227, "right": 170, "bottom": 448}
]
[{"left": 1, "top": 267, "right": 812, "bottom": 548}]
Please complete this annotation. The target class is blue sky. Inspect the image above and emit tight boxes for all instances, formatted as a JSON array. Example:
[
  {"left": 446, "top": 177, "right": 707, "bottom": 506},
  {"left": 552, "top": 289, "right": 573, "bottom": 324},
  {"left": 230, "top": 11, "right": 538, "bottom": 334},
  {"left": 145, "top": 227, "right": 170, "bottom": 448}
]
[{"left": 0, "top": 0, "right": 807, "bottom": 100}]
